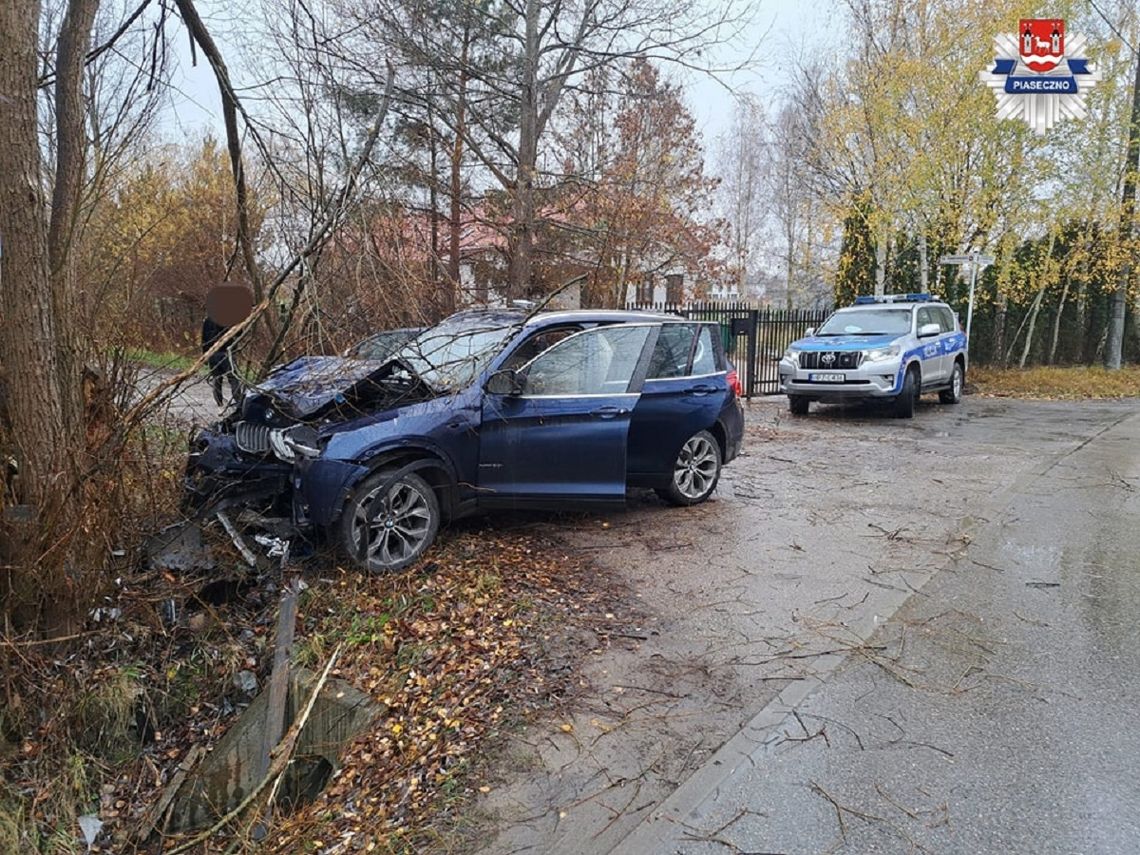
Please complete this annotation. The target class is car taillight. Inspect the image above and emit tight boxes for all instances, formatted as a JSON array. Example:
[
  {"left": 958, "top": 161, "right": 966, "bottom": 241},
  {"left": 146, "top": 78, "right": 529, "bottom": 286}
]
[{"left": 727, "top": 367, "right": 743, "bottom": 397}]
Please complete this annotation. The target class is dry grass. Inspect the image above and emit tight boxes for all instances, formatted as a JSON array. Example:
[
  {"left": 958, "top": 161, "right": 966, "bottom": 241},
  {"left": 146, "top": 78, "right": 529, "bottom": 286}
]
[{"left": 970, "top": 365, "right": 1140, "bottom": 399}]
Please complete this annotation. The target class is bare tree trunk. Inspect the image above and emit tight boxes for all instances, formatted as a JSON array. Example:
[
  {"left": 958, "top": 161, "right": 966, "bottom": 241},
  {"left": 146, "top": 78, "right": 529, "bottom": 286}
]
[
  {"left": 1049, "top": 275, "right": 1070, "bottom": 364},
  {"left": 1076, "top": 277, "right": 1088, "bottom": 360},
  {"left": 994, "top": 291, "right": 1008, "bottom": 366},
  {"left": 918, "top": 232, "right": 928, "bottom": 292},
  {"left": 48, "top": 0, "right": 100, "bottom": 475},
  {"left": 0, "top": 0, "right": 100, "bottom": 630},
  {"left": 426, "top": 109, "right": 441, "bottom": 306},
  {"left": 874, "top": 236, "right": 887, "bottom": 296},
  {"left": 508, "top": 0, "right": 540, "bottom": 299},
  {"left": 0, "top": 0, "right": 62, "bottom": 509},
  {"left": 1019, "top": 286, "right": 1046, "bottom": 368},
  {"left": 447, "top": 30, "right": 470, "bottom": 311},
  {"left": 784, "top": 238, "right": 795, "bottom": 311},
  {"left": 1105, "top": 47, "right": 1140, "bottom": 369},
  {"left": 173, "top": 0, "right": 271, "bottom": 328}
]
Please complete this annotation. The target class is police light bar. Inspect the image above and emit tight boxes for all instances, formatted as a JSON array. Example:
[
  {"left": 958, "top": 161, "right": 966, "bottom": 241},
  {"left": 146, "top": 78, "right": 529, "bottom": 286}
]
[{"left": 853, "top": 293, "right": 934, "bottom": 304}]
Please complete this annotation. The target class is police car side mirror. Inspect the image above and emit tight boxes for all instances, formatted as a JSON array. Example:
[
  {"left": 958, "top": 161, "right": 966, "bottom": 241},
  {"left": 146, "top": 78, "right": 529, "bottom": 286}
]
[
  {"left": 805, "top": 327, "right": 815, "bottom": 337},
  {"left": 918, "top": 323, "right": 941, "bottom": 338}
]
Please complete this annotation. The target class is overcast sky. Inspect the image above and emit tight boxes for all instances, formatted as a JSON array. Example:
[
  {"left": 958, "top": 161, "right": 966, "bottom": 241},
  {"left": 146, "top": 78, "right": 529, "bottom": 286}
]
[{"left": 159, "top": 0, "right": 838, "bottom": 157}]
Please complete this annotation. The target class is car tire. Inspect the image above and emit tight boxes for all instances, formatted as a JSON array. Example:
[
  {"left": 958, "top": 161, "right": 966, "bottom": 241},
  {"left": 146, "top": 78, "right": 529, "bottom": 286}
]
[
  {"left": 656, "top": 430, "right": 722, "bottom": 506},
  {"left": 893, "top": 366, "right": 918, "bottom": 419},
  {"left": 789, "top": 395, "right": 810, "bottom": 416},
  {"left": 339, "top": 470, "right": 440, "bottom": 572},
  {"left": 939, "top": 361, "right": 964, "bottom": 404}
]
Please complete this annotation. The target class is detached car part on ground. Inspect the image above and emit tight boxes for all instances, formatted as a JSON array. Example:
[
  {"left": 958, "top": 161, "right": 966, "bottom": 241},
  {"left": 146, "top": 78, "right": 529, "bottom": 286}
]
[
  {"left": 185, "top": 310, "right": 745, "bottom": 572},
  {"left": 778, "top": 293, "right": 967, "bottom": 419}
]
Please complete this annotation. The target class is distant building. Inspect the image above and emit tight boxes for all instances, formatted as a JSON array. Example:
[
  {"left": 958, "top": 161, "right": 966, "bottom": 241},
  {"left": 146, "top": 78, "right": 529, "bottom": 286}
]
[{"left": 626, "top": 271, "right": 691, "bottom": 305}]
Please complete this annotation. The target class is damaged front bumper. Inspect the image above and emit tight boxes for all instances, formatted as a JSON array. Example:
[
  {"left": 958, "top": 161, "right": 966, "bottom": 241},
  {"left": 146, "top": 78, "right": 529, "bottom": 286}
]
[
  {"left": 183, "top": 428, "right": 293, "bottom": 517},
  {"left": 183, "top": 427, "right": 368, "bottom": 532}
]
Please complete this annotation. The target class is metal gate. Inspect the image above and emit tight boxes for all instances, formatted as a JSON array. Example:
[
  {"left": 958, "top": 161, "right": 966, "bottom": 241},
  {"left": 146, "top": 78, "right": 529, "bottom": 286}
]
[{"left": 626, "top": 301, "right": 831, "bottom": 397}]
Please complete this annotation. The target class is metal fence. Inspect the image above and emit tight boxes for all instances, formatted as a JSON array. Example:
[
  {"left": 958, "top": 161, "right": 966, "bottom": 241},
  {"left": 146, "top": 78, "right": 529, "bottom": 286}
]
[{"left": 626, "top": 301, "right": 832, "bottom": 397}]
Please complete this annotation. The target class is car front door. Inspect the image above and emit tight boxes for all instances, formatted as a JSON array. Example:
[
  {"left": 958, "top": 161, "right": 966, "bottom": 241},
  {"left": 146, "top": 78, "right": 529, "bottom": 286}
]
[
  {"left": 916, "top": 306, "right": 945, "bottom": 385},
  {"left": 478, "top": 324, "right": 655, "bottom": 506}
]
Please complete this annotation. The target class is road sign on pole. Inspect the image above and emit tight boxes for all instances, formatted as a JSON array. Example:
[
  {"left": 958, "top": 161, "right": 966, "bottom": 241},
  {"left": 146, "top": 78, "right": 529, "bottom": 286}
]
[{"left": 939, "top": 252, "right": 994, "bottom": 343}]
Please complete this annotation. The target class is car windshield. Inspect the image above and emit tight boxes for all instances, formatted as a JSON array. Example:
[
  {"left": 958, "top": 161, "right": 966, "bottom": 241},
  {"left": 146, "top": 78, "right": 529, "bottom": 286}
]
[
  {"left": 394, "top": 315, "right": 520, "bottom": 391},
  {"left": 816, "top": 308, "right": 912, "bottom": 336},
  {"left": 346, "top": 329, "right": 419, "bottom": 360}
]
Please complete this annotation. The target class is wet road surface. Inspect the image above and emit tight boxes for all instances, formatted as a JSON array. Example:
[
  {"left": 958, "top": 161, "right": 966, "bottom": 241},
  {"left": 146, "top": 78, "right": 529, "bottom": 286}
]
[
  {"left": 620, "top": 400, "right": 1140, "bottom": 854},
  {"left": 474, "top": 396, "right": 1140, "bottom": 854}
]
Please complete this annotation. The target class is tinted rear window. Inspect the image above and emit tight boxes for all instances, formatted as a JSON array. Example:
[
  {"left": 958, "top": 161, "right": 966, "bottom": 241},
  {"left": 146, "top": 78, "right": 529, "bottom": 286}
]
[{"left": 647, "top": 324, "right": 696, "bottom": 379}]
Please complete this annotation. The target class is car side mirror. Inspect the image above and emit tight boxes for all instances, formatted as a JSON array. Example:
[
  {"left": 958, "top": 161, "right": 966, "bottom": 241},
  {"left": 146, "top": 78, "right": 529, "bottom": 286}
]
[
  {"left": 918, "top": 323, "right": 941, "bottom": 338},
  {"left": 805, "top": 327, "right": 815, "bottom": 337},
  {"left": 485, "top": 368, "right": 522, "bottom": 396}
]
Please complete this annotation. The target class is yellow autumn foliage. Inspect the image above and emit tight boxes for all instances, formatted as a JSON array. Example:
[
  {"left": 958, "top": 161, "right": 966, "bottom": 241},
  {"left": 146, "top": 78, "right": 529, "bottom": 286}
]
[{"left": 79, "top": 135, "right": 268, "bottom": 352}]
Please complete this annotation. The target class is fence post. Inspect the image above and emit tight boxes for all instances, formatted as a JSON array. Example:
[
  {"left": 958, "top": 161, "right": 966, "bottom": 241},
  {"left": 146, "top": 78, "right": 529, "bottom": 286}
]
[{"left": 745, "top": 309, "right": 758, "bottom": 399}]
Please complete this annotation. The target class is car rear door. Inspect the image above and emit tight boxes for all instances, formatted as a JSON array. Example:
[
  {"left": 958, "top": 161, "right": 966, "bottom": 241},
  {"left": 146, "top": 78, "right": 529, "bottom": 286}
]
[
  {"left": 478, "top": 324, "right": 656, "bottom": 505},
  {"left": 936, "top": 306, "right": 963, "bottom": 369},
  {"left": 626, "top": 322, "right": 728, "bottom": 484}
]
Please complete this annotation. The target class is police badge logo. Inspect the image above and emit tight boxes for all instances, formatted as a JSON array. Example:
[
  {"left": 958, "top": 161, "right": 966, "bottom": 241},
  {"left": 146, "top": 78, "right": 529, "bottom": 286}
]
[{"left": 979, "top": 18, "right": 1099, "bottom": 134}]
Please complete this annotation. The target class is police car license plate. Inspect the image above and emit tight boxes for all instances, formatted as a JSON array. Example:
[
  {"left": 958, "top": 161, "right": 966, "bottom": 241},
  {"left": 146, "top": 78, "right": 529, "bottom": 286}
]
[{"left": 811, "top": 372, "right": 845, "bottom": 383}]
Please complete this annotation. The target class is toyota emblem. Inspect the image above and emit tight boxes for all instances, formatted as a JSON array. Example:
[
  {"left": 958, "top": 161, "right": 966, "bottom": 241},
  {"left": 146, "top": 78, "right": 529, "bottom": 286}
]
[{"left": 821, "top": 352, "right": 836, "bottom": 365}]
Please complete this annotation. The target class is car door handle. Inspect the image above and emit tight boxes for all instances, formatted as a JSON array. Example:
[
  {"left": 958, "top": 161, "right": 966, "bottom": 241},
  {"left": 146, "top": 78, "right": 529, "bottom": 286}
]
[
  {"left": 686, "top": 385, "right": 717, "bottom": 395},
  {"left": 591, "top": 405, "right": 627, "bottom": 419}
]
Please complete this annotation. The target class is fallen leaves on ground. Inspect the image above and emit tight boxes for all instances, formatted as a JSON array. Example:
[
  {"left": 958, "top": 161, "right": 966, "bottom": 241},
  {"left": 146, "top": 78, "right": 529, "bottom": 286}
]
[
  {"left": 4, "top": 518, "right": 621, "bottom": 855},
  {"left": 251, "top": 527, "right": 614, "bottom": 853},
  {"left": 970, "top": 365, "right": 1140, "bottom": 399}
]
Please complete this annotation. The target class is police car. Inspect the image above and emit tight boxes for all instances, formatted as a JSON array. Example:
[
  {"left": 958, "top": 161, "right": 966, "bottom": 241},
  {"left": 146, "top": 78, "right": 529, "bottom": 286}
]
[{"left": 778, "top": 293, "right": 967, "bottom": 419}]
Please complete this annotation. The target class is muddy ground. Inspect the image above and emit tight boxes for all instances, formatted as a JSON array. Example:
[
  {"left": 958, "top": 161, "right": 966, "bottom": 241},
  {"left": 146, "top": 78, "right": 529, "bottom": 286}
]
[{"left": 467, "top": 395, "right": 1140, "bottom": 854}]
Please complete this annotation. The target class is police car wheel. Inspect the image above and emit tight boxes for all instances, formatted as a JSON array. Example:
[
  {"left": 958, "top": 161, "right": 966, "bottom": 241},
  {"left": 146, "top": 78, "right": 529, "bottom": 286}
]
[
  {"left": 893, "top": 367, "right": 918, "bottom": 419},
  {"left": 789, "top": 395, "right": 809, "bottom": 416},
  {"left": 939, "top": 362, "right": 964, "bottom": 404},
  {"left": 657, "top": 430, "right": 721, "bottom": 506},
  {"left": 340, "top": 470, "right": 441, "bottom": 573}
]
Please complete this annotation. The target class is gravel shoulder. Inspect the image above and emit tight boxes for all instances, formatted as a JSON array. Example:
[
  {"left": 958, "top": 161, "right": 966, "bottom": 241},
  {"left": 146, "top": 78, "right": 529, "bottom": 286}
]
[{"left": 132, "top": 365, "right": 227, "bottom": 426}]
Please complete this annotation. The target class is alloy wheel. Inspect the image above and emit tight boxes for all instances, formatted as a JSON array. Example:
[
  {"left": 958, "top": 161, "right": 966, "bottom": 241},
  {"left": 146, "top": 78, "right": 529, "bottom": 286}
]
[
  {"left": 352, "top": 479, "right": 434, "bottom": 568},
  {"left": 674, "top": 435, "right": 719, "bottom": 500}
]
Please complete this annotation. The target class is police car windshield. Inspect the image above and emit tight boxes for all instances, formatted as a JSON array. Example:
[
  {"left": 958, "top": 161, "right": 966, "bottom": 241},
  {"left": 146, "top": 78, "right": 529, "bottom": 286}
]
[{"left": 816, "top": 308, "right": 912, "bottom": 336}]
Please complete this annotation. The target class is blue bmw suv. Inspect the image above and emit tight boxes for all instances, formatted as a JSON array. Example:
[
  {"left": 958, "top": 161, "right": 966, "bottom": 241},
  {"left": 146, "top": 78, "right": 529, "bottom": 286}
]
[{"left": 186, "top": 309, "right": 745, "bottom": 571}]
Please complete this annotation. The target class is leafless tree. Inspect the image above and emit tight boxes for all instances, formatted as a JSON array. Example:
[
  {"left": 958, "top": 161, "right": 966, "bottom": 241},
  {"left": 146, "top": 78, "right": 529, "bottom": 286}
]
[
  {"left": 715, "top": 94, "right": 768, "bottom": 298},
  {"left": 331, "top": 0, "right": 754, "bottom": 299},
  {"left": 767, "top": 100, "right": 830, "bottom": 308}
]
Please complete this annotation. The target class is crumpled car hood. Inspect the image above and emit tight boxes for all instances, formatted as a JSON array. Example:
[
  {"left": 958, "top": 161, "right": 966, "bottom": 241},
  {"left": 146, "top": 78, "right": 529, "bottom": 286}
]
[{"left": 250, "top": 356, "right": 392, "bottom": 417}]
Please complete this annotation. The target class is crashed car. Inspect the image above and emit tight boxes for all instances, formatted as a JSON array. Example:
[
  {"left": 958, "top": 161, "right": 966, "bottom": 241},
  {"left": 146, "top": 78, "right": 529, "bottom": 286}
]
[{"left": 185, "top": 309, "right": 745, "bottom": 572}]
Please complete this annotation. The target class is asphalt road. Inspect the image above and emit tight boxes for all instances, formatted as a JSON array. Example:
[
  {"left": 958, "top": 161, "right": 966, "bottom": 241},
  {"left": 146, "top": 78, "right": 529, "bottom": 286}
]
[
  {"left": 620, "top": 400, "right": 1140, "bottom": 854},
  {"left": 475, "top": 396, "right": 1140, "bottom": 855}
]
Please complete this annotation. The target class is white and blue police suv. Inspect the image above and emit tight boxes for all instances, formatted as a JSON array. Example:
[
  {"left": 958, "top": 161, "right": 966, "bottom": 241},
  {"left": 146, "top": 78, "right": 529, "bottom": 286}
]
[{"left": 778, "top": 293, "right": 967, "bottom": 419}]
